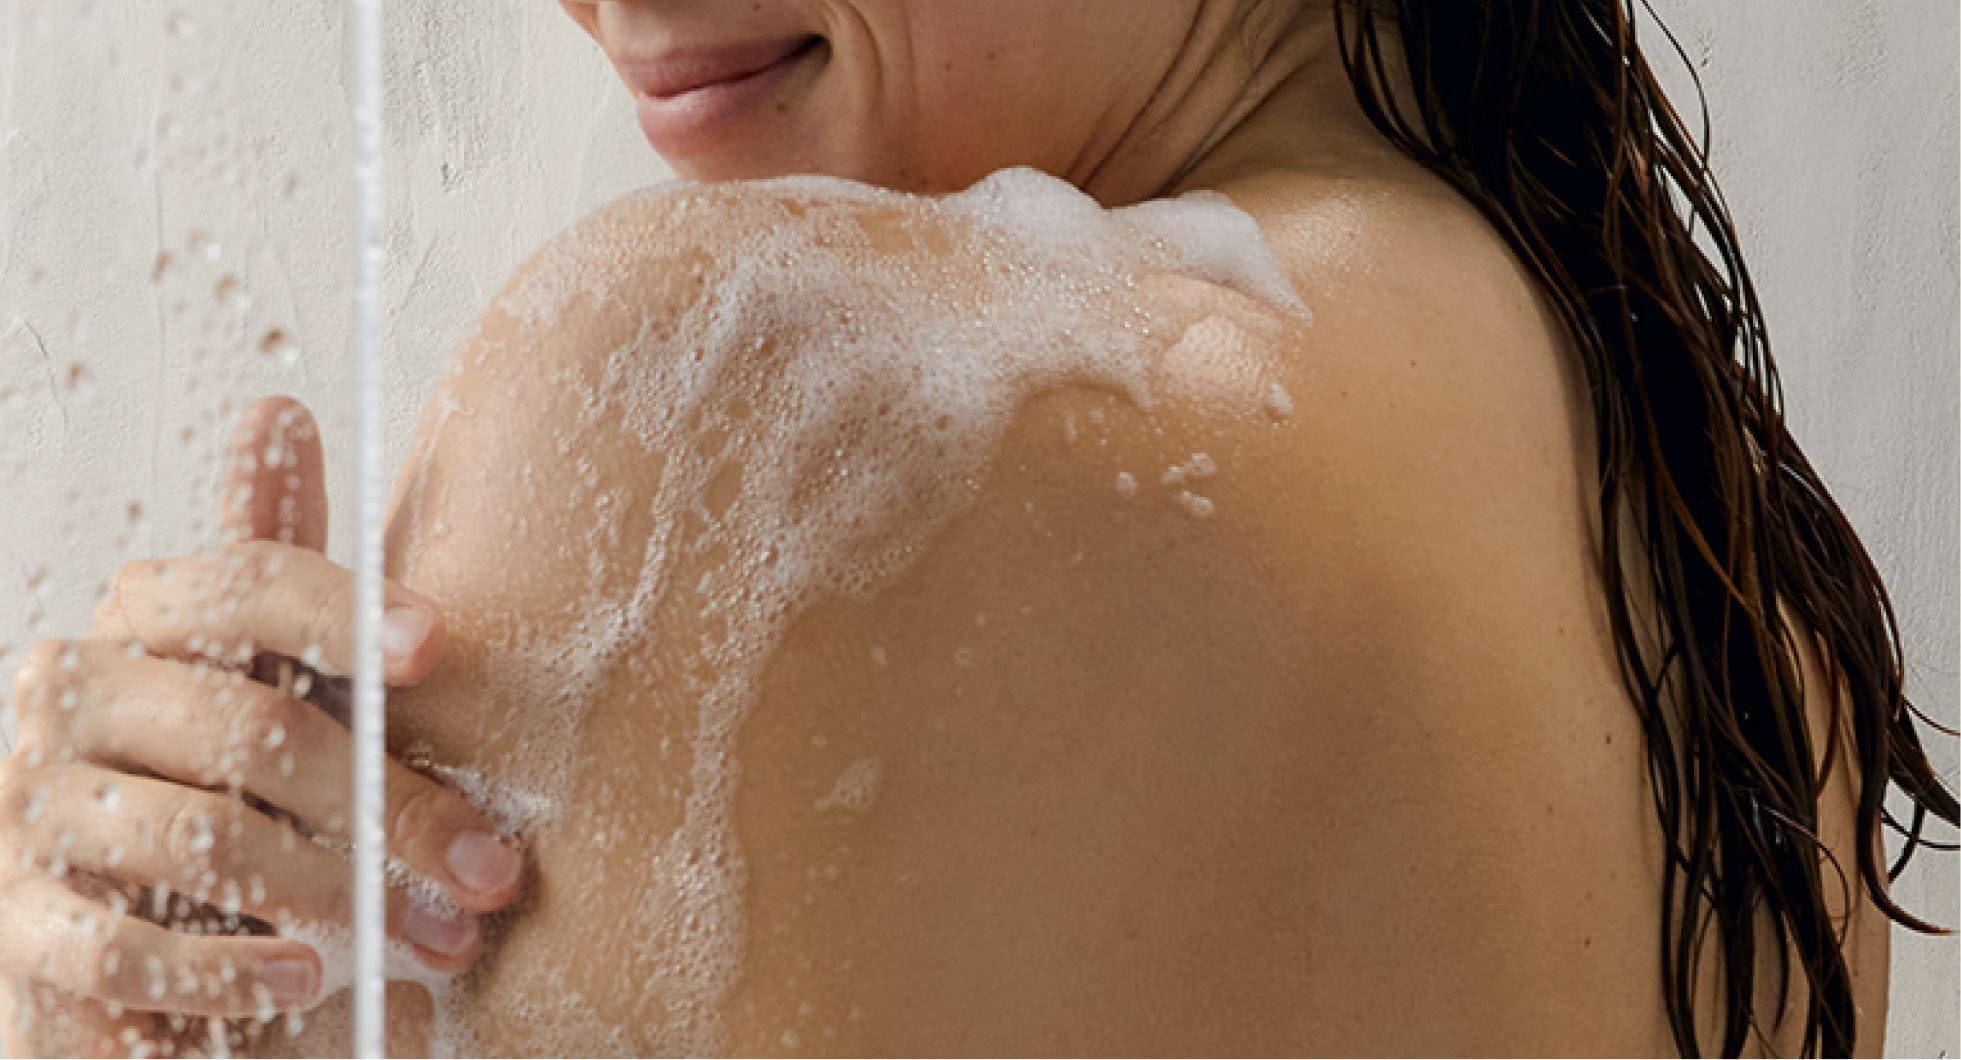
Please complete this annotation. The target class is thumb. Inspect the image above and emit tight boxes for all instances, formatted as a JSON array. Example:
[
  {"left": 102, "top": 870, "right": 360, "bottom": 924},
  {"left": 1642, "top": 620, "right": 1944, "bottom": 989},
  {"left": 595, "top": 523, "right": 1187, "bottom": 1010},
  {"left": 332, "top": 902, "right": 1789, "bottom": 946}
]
[{"left": 220, "top": 395, "right": 329, "bottom": 551}]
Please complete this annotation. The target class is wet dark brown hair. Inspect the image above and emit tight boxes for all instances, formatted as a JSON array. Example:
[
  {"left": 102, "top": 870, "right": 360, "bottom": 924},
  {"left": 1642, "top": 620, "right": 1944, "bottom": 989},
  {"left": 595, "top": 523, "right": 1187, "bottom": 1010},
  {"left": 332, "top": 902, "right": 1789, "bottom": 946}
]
[{"left": 1331, "top": 1, "right": 1958, "bottom": 1055}]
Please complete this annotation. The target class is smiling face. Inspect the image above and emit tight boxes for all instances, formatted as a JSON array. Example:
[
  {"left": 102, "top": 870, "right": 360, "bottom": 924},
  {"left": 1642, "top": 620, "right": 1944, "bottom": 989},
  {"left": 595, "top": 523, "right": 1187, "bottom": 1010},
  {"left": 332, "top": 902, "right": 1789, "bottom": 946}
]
[{"left": 558, "top": 1, "right": 1240, "bottom": 194}]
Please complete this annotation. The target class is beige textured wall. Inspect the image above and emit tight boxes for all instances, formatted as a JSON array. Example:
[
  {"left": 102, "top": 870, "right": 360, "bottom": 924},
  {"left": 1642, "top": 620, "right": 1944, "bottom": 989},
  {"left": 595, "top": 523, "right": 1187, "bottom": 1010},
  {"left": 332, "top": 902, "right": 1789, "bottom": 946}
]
[{"left": 0, "top": 2, "right": 1952, "bottom": 1053}]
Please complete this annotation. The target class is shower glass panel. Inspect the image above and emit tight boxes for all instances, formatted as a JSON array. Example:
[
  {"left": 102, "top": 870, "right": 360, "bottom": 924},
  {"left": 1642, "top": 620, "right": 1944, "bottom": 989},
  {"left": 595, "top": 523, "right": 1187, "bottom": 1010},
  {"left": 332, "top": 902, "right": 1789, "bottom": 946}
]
[{"left": 2, "top": 4, "right": 366, "bottom": 1055}]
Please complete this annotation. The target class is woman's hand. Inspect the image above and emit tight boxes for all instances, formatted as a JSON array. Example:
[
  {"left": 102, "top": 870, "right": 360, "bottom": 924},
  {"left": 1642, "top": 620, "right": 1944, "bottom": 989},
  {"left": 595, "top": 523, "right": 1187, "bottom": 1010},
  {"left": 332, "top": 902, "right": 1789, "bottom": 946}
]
[{"left": 0, "top": 397, "right": 523, "bottom": 1057}]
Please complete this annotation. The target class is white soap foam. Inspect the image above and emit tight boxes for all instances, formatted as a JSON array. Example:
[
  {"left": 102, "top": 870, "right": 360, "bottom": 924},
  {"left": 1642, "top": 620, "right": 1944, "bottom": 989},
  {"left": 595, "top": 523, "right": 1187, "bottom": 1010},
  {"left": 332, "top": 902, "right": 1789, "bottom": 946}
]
[
  {"left": 284, "top": 920, "right": 453, "bottom": 1002},
  {"left": 386, "top": 166, "right": 1307, "bottom": 1055}
]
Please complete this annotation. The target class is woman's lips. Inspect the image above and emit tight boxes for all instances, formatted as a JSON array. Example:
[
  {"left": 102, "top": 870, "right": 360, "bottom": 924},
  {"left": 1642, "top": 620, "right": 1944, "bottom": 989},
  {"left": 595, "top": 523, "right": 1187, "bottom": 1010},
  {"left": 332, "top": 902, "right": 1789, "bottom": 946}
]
[{"left": 628, "top": 36, "right": 823, "bottom": 158}]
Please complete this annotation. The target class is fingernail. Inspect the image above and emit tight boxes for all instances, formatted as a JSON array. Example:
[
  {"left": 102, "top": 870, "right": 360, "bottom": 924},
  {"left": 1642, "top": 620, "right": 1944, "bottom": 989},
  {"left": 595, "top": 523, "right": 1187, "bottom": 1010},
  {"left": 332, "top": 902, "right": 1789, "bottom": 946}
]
[
  {"left": 403, "top": 905, "right": 480, "bottom": 957},
  {"left": 381, "top": 607, "right": 431, "bottom": 662},
  {"left": 260, "top": 956, "right": 318, "bottom": 1006},
  {"left": 446, "top": 832, "right": 521, "bottom": 895}
]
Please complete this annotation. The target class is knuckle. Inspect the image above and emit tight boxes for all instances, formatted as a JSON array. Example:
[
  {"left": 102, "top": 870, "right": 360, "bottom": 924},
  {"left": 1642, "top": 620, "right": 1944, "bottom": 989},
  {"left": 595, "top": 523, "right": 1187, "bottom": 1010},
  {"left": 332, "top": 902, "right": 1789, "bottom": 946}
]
[
  {"left": 203, "top": 545, "right": 275, "bottom": 616},
  {"left": 0, "top": 760, "right": 43, "bottom": 840},
  {"left": 160, "top": 796, "right": 221, "bottom": 871},
  {"left": 215, "top": 686, "right": 283, "bottom": 765},
  {"left": 11, "top": 640, "right": 76, "bottom": 717},
  {"left": 300, "top": 574, "right": 356, "bottom": 657},
  {"left": 387, "top": 782, "right": 455, "bottom": 859},
  {"left": 87, "top": 595, "right": 126, "bottom": 638},
  {"left": 71, "top": 931, "right": 120, "bottom": 999},
  {"left": 106, "top": 559, "right": 155, "bottom": 614}
]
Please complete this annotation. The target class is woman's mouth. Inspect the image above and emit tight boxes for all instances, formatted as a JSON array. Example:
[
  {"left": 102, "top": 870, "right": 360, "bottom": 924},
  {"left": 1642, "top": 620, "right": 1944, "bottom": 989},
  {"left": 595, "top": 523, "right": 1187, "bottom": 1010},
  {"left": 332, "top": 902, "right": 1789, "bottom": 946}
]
[{"left": 627, "top": 35, "right": 826, "bottom": 159}]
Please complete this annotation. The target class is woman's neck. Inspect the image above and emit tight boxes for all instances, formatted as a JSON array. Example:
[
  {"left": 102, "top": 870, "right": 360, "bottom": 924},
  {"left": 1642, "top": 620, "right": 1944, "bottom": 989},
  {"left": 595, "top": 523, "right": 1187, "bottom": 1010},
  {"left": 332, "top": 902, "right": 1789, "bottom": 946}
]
[{"left": 1075, "top": 3, "right": 1391, "bottom": 206}]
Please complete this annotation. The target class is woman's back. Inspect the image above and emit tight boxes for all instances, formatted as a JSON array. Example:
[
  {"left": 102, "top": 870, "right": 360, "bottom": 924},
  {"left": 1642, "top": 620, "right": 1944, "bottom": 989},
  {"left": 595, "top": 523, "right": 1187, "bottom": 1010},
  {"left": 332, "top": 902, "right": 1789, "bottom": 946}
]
[{"left": 369, "top": 151, "right": 1891, "bottom": 1055}]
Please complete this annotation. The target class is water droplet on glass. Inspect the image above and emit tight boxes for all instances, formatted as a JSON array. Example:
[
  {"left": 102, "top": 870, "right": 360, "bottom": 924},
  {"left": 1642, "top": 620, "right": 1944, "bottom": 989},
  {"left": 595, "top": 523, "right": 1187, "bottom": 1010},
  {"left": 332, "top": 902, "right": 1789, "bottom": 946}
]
[{"left": 189, "top": 814, "right": 215, "bottom": 853}]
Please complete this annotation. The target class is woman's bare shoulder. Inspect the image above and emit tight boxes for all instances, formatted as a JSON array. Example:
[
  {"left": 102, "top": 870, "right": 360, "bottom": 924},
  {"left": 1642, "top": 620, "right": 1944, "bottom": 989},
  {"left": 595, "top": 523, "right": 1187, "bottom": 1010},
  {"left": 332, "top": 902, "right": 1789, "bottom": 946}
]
[
  {"left": 404, "top": 165, "right": 1629, "bottom": 828},
  {"left": 388, "top": 171, "right": 1682, "bottom": 1053}
]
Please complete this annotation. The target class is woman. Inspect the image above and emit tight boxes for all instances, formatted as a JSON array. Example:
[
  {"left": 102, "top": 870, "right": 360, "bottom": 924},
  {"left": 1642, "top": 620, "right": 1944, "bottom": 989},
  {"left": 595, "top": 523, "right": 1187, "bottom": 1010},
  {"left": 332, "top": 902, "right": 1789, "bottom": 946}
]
[{"left": 2, "top": 0, "right": 1953, "bottom": 1055}]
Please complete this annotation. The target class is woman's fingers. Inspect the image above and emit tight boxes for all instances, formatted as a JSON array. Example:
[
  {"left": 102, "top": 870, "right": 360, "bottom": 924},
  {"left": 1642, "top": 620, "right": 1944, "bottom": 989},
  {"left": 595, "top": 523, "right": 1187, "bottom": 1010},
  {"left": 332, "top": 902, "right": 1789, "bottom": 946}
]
[
  {"left": 220, "top": 396, "right": 329, "bottom": 553},
  {"left": 0, "top": 875, "right": 321, "bottom": 1019},
  {"left": 1, "top": 982, "right": 167, "bottom": 1060},
  {"left": 90, "top": 540, "right": 445, "bottom": 685},
  {"left": 5, "top": 763, "right": 487, "bottom": 969},
  {"left": 14, "top": 641, "right": 522, "bottom": 914}
]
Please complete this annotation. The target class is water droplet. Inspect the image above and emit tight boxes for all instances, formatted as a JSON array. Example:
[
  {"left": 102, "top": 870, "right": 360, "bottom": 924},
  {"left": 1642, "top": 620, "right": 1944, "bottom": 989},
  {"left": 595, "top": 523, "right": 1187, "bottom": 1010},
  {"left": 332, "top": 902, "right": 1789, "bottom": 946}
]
[
  {"left": 1177, "top": 491, "right": 1215, "bottom": 519},
  {"left": 1187, "top": 452, "right": 1217, "bottom": 478},
  {"left": 188, "top": 814, "right": 215, "bottom": 853},
  {"left": 1114, "top": 471, "right": 1137, "bottom": 497}
]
